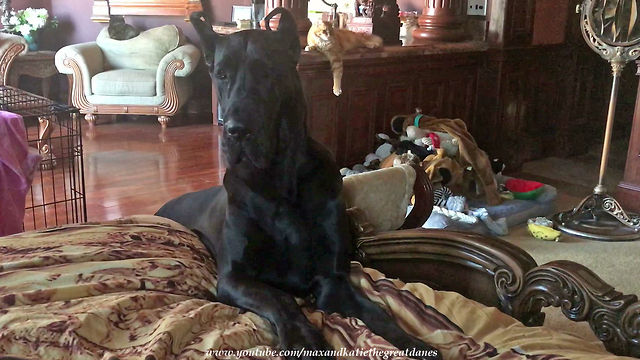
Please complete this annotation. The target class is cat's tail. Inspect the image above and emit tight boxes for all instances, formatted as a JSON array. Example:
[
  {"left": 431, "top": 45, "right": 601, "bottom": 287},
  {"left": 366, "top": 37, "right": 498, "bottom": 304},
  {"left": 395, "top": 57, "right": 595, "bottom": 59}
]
[{"left": 362, "top": 33, "right": 383, "bottom": 48}]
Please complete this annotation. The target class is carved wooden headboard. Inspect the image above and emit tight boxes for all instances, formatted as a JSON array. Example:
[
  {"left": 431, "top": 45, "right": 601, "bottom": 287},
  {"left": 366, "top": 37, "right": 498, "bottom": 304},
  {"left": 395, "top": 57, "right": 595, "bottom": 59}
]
[{"left": 91, "top": 0, "right": 203, "bottom": 22}]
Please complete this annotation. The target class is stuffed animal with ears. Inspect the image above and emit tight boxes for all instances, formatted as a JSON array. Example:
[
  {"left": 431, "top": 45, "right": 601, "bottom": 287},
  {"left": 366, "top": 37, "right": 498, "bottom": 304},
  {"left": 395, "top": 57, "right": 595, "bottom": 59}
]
[
  {"left": 464, "top": 156, "right": 506, "bottom": 195},
  {"left": 376, "top": 133, "right": 434, "bottom": 161},
  {"left": 393, "top": 151, "right": 421, "bottom": 168},
  {"left": 390, "top": 108, "right": 430, "bottom": 135},
  {"left": 405, "top": 125, "right": 459, "bottom": 157},
  {"left": 423, "top": 148, "right": 466, "bottom": 191}
]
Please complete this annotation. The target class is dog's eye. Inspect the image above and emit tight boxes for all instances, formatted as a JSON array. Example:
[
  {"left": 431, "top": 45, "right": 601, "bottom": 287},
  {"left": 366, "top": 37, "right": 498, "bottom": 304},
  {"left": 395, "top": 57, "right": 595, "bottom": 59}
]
[{"left": 215, "top": 70, "right": 228, "bottom": 80}]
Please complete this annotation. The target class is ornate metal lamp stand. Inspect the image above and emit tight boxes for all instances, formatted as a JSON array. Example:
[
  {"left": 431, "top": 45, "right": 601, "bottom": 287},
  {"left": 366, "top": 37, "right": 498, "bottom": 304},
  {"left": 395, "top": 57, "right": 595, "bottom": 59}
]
[{"left": 553, "top": 0, "right": 640, "bottom": 241}]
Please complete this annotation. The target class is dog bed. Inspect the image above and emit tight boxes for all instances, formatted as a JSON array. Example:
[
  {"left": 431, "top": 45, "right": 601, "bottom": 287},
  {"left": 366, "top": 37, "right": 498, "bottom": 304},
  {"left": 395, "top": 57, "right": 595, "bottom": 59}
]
[
  {"left": 423, "top": 175, "right": 557, "bottom": 236},
  {"left": 0, "top": 216, "right": 626, "bottom": 360}
]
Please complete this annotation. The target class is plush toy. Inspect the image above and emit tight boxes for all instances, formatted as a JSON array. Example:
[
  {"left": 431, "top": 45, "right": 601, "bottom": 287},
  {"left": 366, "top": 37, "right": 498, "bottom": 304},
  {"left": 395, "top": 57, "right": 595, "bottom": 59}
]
[
  {"left": 365, "top": 153, "right": 382, "bottom": 167},
  {"left": 393, "top": 151, "right": 420, "bottom": 168},
  {"left": 404, "top": 125, "right": 459, "bottom": 157},
  {"left": 340, "top": 162, "right": 377, "bottom": 177},
  {"left": 490, "top": 157, "right": 506, "bottom": 175},
  {"left": 376, "top": 133, "right": 434, "bottom": 161},
  {"left": 445, "top": 196, "right": 467, "bottom": 213},
  {"left": 423, "top": 148, "right": 465, "bottom": 191},
  {"left": 433, "top": 186, "right": 452, "bottom": 207},
  {"left": 390, "top": 108, "right": 430, "bottom": 135},
  {"left": 389, "top": 109, "right": 502, "bottom": 206}
]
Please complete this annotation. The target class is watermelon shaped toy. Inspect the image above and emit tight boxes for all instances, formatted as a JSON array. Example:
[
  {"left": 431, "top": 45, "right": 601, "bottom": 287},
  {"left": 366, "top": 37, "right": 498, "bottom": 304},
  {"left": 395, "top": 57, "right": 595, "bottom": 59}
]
[{"left": 505, "top": 179, "right": 545, "bottom": 200}]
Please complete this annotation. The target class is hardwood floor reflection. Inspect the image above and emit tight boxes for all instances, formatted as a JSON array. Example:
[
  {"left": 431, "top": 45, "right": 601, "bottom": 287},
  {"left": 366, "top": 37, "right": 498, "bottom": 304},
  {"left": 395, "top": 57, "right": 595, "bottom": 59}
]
[{"left": 82, "top": 116, "right": 224, "bottom": 222}]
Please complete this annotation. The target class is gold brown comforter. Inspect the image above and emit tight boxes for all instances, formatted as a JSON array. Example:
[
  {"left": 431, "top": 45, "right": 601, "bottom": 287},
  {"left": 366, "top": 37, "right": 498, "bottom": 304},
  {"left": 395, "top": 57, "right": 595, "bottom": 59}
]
[{"left": 0, "top": 216, "right": 630, "bottom": 360}]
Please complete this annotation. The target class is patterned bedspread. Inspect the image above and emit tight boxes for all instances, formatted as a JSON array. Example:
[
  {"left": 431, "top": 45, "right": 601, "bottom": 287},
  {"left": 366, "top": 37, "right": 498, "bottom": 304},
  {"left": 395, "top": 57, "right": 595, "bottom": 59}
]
[{"left": 0, "top": 216, "right": 630, "bottom": 360}]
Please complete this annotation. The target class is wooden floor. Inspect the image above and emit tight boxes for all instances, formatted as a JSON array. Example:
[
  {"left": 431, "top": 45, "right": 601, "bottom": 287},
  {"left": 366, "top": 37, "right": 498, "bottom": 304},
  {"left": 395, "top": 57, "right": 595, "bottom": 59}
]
[{"left": 25, "top": 115, "right": 226, "bottom": 227}]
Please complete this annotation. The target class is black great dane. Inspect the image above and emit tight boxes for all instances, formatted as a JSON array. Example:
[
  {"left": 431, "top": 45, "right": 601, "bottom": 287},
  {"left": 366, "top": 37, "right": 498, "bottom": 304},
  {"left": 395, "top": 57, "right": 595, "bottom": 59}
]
[{"left": 156, "top": 8, "right": 441, "bottom": 360}]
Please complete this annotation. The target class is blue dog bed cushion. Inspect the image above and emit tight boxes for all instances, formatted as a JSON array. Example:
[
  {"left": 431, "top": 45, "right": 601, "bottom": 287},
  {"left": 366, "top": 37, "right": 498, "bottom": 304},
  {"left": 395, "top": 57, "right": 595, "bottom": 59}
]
[{"left": 422, "top": 176, "right": 557, "bottom": 236}]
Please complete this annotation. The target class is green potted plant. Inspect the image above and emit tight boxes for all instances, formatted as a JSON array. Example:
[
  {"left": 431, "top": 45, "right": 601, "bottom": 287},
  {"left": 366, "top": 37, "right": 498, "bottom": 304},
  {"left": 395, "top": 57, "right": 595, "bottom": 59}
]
[{"left": 5, "top": 7, "right": 57, "bottom": 51}]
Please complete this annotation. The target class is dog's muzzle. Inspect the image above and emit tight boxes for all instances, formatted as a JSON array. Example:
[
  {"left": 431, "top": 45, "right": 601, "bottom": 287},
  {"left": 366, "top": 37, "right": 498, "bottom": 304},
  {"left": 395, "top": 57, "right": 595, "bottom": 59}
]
[{"left": 224, "top": 120, "right": 248, "bottom": 141}]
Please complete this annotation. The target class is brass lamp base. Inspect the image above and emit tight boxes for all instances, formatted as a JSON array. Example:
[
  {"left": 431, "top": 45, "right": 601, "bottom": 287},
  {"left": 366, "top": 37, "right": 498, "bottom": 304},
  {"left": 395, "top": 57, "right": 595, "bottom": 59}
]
[{"left": 553, "top": 193, "right": 640, "bottom": 241}]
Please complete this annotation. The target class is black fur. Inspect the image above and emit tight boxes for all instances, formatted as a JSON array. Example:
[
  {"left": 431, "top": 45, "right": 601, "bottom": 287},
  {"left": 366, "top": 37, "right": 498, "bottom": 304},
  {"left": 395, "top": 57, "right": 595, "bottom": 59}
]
[
  {"left": 156, "top": 9, "right": 441, "bottom": 360},
  {"left": 108, "top": 16, "right": 140, "bottom": 41}
]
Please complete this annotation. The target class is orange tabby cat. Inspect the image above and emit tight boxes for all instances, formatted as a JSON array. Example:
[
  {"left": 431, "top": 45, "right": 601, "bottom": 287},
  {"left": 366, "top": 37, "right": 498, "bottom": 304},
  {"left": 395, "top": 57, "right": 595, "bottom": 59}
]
[{"left": 305, "top": 20, "right": 383, "bottom": 96}]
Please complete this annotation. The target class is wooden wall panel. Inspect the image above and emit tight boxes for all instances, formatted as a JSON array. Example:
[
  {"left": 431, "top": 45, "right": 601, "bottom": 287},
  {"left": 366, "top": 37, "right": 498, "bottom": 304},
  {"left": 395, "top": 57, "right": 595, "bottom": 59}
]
[
  {"left": 532, "top": 0, "right": 570, "bottom": 45},
  {"left": 506, "top": 0, "right": 536, "bottom": 46},
  {"left": 343, "top": 88, "right": 378, "bottom": 165},
  {"left": 417, "top": 75, "right": 448, "bottom": 117},
  {"left": 378, "top": 82, "right": 414, "bottom": 135},
  {"left": 446, "top": 72, "right": 477, "bottom": 131},
  {"left": 306, "top": 93, "right": 339, "bottom": 157}
]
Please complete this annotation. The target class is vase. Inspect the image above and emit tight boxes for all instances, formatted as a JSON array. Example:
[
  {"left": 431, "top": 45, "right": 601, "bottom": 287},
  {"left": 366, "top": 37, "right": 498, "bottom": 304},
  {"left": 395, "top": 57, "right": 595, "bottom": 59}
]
[{"left": 23, "top": 32, "right": 38, "bottom": 52}]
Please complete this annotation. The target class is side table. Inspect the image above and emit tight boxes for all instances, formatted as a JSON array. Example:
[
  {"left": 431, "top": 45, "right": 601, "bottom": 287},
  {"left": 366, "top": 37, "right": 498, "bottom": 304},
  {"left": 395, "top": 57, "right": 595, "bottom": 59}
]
[{"left": 7, "top": 50, "right": 57, "bottom": 100}]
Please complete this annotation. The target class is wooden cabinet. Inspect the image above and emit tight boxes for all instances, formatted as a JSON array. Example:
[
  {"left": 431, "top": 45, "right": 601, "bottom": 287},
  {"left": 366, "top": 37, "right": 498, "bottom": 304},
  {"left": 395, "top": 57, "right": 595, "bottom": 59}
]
[
  {"left": 488, "top": 0, "right": 537, "bottom": 47},
  {"left": 210, "top": 0, "right": 609, "bottom": 171},
  {"left": 617, "top": 62, "right": 640, "bottom": 213},
  {"left": 298, "top": 50, "right": 484, "bottom": 167}
]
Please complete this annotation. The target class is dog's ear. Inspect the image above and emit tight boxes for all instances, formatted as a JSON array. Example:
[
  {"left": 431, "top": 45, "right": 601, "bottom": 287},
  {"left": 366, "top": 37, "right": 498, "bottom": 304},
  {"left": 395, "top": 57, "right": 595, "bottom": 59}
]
[
  {"left": 190, "top": 11, "right": 218, "bottom": 66},
  {"left": 264, "top": 7, "right": 301, "bottom": 63}
]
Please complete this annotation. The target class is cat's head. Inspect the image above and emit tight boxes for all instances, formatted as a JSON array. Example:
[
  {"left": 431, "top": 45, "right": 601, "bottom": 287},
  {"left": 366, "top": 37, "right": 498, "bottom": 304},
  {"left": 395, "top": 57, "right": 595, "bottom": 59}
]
[
  {"left": 109, "top": 15, "right": 126, "bottom": 26},
  {"left": 311, "top": 19, "right": 335, "bottom": 41}
]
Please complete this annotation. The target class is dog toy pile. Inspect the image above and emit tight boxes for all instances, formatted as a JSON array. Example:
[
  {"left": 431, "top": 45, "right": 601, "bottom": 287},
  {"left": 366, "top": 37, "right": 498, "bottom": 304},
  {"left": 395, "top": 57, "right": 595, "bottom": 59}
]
[{"left": 341, "top": 108, "right": 553, "bottom": 237}]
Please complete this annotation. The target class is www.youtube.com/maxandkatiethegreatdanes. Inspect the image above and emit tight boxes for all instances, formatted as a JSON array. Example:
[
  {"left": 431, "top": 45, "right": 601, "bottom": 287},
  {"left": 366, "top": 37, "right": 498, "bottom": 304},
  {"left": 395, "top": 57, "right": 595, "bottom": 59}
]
[{"left": 206, "top": 348, "right": 440, "bottom": 359}]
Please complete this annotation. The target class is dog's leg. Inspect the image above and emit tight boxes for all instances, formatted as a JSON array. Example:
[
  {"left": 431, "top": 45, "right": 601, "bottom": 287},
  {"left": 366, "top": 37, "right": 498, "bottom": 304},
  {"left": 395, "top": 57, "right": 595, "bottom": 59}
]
[
  {"left": 314, "top": 275, "right": 443, "bottom": 360},
  {"left": 217, "top": 272, "right": 333, "bottom": 360}
]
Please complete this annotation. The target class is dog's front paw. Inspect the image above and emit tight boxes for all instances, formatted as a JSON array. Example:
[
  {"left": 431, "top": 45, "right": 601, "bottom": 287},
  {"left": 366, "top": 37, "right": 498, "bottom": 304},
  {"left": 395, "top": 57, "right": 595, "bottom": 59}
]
[
  {"left": 280, "top": 321, "right": 333, "bottom": 360},
  {"left": 333, "top": 88, "right": 342, "bottom": 96}
]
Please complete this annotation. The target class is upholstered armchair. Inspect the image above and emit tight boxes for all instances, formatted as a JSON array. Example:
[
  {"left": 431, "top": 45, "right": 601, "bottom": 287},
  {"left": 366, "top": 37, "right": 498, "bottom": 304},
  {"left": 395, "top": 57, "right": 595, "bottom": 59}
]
[
  {"left": 55, "top": 25, "right": 201, "bottom": 129},
  {"left": 0, "top": 32, "right": 27, "bottom": 85}
]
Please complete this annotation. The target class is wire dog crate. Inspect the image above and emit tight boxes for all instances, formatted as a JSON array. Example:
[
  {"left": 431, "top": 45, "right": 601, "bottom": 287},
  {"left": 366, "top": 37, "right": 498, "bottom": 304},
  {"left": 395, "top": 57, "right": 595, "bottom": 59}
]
[{"left": 0, "top": 86, "right": 86, "bottom": 231}]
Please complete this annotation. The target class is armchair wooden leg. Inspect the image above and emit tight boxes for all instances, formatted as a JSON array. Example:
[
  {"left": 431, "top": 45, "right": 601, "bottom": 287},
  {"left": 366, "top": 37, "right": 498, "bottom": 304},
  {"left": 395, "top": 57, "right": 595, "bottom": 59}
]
[
  {"left": 158, "top": 116, "right": 170, "bottom": 129},
  {"left": 85, "top": 114, "right": 97, "bottom": 127}
]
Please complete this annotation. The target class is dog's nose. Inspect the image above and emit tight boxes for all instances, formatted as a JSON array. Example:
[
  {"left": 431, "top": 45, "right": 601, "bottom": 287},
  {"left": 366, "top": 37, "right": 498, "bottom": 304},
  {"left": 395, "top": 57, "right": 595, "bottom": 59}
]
[{"left": 224, "top": 121, "right": 248, "bottom": 139}]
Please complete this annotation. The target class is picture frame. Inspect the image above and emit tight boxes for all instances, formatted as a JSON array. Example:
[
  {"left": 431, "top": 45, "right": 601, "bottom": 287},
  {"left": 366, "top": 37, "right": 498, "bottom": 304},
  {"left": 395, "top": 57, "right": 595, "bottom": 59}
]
[
  {"left": 232, "top": 5, "right": 252, "bottom": 22},
  {"left": 91, "top": 0, "right": 203, "bottom": 22}
]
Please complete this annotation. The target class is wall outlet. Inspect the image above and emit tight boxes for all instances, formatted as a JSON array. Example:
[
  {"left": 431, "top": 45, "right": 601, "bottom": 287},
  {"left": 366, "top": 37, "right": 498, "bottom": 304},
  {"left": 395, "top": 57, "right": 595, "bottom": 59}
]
[{"left": 467, "top": 0, "right": 487, "bottom": 16}]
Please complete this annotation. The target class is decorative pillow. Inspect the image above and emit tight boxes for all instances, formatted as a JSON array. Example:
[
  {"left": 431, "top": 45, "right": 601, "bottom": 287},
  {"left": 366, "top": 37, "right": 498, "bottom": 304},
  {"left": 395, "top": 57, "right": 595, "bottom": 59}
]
[
  {"left": 96, "top": 25, "right": 184, "bottom": 71},
  {"left": 342, "top": 165, "right": 416, "bottom": 232}
]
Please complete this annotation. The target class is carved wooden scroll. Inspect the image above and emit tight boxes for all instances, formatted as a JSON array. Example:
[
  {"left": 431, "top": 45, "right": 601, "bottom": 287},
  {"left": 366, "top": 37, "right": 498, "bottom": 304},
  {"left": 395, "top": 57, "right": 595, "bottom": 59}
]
[{"left": 91, "top": 0, "right": 203, "bottom": 22}]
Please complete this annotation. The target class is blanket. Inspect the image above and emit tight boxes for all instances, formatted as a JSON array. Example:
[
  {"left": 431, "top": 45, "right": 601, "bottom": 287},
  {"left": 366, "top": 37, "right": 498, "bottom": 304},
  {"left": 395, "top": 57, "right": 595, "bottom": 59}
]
[
  {"left": 0, "top": 111, "right": 42, "bottom": 236},
  {"left": 0, "top": 216, "right": 629, "bottom": 360}
]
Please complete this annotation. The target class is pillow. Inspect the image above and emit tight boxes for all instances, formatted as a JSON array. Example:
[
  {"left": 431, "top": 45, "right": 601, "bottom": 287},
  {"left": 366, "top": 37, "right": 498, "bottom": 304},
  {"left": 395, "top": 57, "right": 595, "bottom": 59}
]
[
  {"left": 342, "top": 165, "right": 416, "bottom": 232},
  {"left": 96, "top": 25, "right": 184, "bottom": 71}
]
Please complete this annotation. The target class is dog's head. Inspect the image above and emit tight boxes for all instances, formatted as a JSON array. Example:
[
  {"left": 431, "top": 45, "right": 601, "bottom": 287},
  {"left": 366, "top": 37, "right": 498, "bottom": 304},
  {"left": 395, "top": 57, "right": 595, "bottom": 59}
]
[{"left": 191, "top": 8, "right": 305, "bottom": 173}]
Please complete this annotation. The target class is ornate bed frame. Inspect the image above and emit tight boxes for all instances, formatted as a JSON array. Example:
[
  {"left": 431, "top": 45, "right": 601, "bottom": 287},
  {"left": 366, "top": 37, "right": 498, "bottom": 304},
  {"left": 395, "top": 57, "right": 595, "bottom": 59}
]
[{"left": 351, "top": 167, "right": 640, "bottom": 358}]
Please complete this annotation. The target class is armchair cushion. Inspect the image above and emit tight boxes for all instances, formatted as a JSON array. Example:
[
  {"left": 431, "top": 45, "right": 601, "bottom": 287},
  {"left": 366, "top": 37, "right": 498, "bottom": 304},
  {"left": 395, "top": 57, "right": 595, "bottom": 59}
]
[
  {"left": 342, "top": 164, "right": 416, "bottom": 232},
  {"left": 91, "top": 69, "right": 157, "bottom": 97},
  {"left": 96, "top": 25, "right": 184, "bottom": 71}
]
